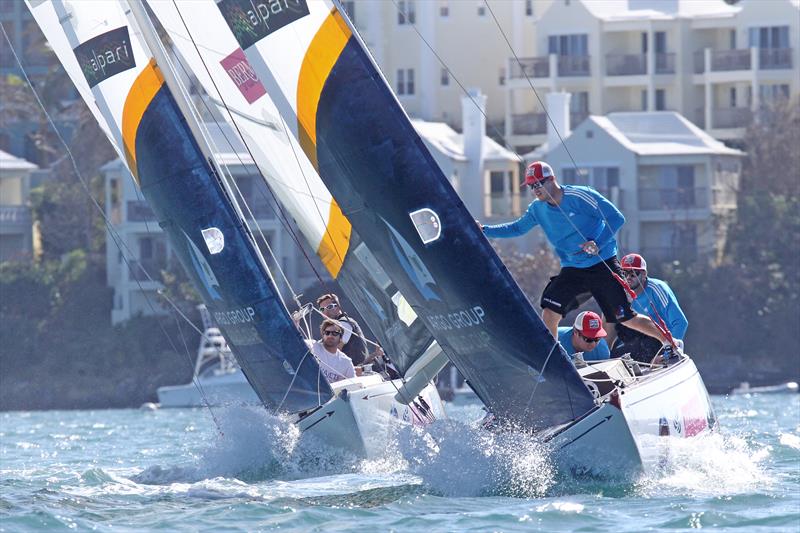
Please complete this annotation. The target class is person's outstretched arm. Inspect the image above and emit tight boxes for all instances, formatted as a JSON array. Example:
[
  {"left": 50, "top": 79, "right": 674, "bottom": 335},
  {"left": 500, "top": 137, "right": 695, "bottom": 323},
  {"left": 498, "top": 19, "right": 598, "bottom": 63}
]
[{"left": 482, "top": 203, "right": 539, "bottom": 238}]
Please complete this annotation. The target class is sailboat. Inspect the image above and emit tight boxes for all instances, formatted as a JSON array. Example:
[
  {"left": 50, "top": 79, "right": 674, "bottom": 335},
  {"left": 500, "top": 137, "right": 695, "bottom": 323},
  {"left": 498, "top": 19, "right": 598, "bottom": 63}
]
[
  {"left": 146, "top": 0, "right": 718, "bottom": 477},
  {"left": 26, "top": 0, "right": 446, "bottom": 459}
]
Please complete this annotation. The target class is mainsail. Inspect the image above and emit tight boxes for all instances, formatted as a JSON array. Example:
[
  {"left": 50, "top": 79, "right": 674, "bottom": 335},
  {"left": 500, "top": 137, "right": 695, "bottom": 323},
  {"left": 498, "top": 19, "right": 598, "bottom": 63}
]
[
  {"left": 26, "top": 0, "right": 332, "bottom": 413},
  {"left": 142, "top": 1, "right": 435, "bottom": 376},
  {"left": 168, "top": 0, "right": 596, "bottom": 430}
]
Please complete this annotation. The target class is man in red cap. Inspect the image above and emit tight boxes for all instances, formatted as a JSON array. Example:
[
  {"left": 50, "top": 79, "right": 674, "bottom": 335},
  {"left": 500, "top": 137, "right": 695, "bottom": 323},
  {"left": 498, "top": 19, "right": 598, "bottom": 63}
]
[
  {"left": 480, "top": 161, "right": 672, "bottom": 350},
  {"left": 557, "top": 311, "right": 610, "bottom": 366}
]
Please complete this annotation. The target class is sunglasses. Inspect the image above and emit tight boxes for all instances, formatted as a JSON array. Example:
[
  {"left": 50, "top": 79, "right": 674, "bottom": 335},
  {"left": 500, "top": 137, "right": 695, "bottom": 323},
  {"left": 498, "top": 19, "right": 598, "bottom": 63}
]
[
  {"left": 622, "top": 270, "right": 641, "bottom": 278},
  {"left": 323, "top": 330, "right": 342, "bottom": 337},
  {"left": 528, "top": 179, "right": 548, "bottom": 190},
  {"left": 579, "top": 333, "right": 601, "bottom": 343},
  {"left": 320, "top": 303, "right": 339, "bottom": 311}
]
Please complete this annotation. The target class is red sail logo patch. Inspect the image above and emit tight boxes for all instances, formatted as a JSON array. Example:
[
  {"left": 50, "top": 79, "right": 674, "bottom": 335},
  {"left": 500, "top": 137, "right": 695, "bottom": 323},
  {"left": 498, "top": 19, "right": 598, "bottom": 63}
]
[{"left": 220, "top": 48, "right": 266, "bottom": 104}]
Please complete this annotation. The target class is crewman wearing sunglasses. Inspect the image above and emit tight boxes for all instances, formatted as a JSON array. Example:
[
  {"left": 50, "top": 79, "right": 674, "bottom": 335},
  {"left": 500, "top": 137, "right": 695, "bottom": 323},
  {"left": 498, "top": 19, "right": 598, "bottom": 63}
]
[
  {"left": 307, "top": 318, "right": 358, "bottom": 384},
  {"left": 557, "top": 311, "right": 610, "bottom": 368},
  {"left": 315, "top": 293, "right": 369, "bottom": 365}
]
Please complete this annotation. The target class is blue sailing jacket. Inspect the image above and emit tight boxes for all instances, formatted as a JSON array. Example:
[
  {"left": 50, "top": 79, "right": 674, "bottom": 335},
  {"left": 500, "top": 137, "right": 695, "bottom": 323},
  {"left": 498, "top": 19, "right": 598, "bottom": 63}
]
[
  {"left": 557, "top": 327, "right": 610, "bottom": 361},
  {"left": 631, "top": 278, "right": 688, "bottom": 340},
  {"left": 483, "top": 185, "right": 625, "bottom": 268}
]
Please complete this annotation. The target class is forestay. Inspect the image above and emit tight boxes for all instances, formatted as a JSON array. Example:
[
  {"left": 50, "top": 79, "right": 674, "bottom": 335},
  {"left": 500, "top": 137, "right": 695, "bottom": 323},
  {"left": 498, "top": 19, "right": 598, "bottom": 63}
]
[
  {"left": 144, "top": 1, "right": 435, "bottom": 376},
  {"left": 171, "top": 0, "right": 596, "bottom": 430},
  {"left": 26, "top": 0, "right": 331, "bottom": 413}
]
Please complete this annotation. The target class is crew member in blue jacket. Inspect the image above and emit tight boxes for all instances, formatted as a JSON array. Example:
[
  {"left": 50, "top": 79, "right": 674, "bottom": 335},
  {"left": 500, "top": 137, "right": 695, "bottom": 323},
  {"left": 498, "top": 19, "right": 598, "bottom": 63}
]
[
  {"left": 480, "top": 161, "right": 670, "bottom": 349},
  {"left": 558, "top": 311, "right": 611, "bottom": 365},
  {"left": 611, "top": 253, "right": 688, "bottom": 364}
]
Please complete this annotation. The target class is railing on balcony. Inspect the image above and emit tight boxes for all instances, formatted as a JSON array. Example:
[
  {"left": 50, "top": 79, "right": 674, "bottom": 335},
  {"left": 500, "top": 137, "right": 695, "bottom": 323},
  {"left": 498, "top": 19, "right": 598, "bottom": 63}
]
[
  {"left": 511, "top": 112, "right": 547, "bottom": 135},
  {"left": 0, "top": 205, "right": 32, "bottom": 227},
  {"left": 606, "top": 54, "right": 646, "bottom": 76},
  {"left": 712, "top": 107, "right": 752, "bottom": 129},
  {"left": 558, "top": 55, "right": 590, "bottom": 77},
  {"left": 508, "top": 57, "right": 549, "bottom": 79},
  {"left": 638, "top": 188, "right": 708, "bottom": 210},
  {"left": 694, "top": 49, "right": 752, "bottom": 73},
  {"left": 655, "top": 53, "right": 675, "bottom": 74},
  {"left": 759, "top": 48, "right": 793, "bottom": 70},
  {"left": 640, "top": 245, "right": 698, "bottom": 263},
  {"left": 487, "top": 194, "right": 513, "bottom": 217},
  {"left": 126, "top": 200, "right": 156, "bottom": 222},
  {"left": 128, "top": 259, "right": 168, "bottom": 282}
]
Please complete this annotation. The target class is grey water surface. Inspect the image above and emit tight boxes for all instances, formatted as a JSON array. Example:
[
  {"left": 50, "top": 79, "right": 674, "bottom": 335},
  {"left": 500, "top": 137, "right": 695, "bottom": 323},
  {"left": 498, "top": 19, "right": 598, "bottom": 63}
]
[{"left": 1, "top": 393, "right": 798, "bottom": 532}]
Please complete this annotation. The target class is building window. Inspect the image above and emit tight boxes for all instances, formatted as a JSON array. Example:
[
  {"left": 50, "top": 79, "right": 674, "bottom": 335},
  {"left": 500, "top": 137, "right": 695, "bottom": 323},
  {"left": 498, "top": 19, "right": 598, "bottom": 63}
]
[
  {"left": 440, "top": 4, "right": 449, "bottom": 17},
  {"left": 498, "top": 67, "right": 505, "bottom": 86},
  {"left": 441, "top": 67, "right": 449, "bottom": 86},
  {"left": 525, "top": 0, "right": 533, "bottom": 16},
  {"left": 655, "top": 89, "right": 666, "bottom": 111},
  {"left": 759, "top": 83, "right": 790, "bottom": 103},
  {"left": 639, "top": 165, "right": 697, "bottom": 210},
  {"left": 341, "top": 1, "right": 355, "bottom": 24},
  {"left": 641, "top": 90, "right": 648, "bottom": 111},
  {"left": 548, "top": 34, "right": 588, "bottom": 56},
  {"left": 729, "top": 29, "right": 737, "bottom": 50},
  {"left": 488, "top": 171, "right": 512, "bottom": 216},
  {"left": 730, "top": 87, "right": 737, "bottom": 107},
  {"left": 397, "top": 68, "right": 415, "bottom": 95},
  {"left": 477, "top": 5, "right": 486, "bottom": 16},
  {"left": 749, "top": 26, "right": 789, "bottom": 49},
  {"left": 398, "top": 0, "right": 416, "bottom": 25}
]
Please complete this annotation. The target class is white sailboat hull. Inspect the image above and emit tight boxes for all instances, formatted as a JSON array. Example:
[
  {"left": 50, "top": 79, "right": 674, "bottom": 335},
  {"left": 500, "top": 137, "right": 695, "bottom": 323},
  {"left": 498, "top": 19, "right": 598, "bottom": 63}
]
[
  {"left": 157, "top": 370, "right": 261, "bottom": 408},
  {"left": 296, "top": 374, "right": 446, "bottom": 457},
  {"left": 548, "top": 356, "right": 715, "bottom": 478}
]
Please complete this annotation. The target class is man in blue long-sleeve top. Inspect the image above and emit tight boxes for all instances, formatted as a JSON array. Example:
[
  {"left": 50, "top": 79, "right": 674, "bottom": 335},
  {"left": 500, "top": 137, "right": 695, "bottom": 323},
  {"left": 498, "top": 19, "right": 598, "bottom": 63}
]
[
  {"left": 480, "top": 161, "right": 671, "bottom": 349},
  {"left": 611, "top": 253, "right": 688, "bottom": 364}
]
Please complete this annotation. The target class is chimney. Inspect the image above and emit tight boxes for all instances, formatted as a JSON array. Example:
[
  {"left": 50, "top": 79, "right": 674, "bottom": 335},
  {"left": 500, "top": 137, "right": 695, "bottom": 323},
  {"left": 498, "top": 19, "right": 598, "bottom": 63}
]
[
  {"left": 546, "top": 91, "right": 571, "bottom": 150},
  {"left": 461, "top": 88, "right": 487, "bottom": 216}
]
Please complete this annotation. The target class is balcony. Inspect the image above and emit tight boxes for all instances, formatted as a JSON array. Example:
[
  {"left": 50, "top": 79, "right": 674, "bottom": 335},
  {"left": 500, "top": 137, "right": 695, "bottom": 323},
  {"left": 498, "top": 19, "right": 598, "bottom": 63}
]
[
  {"left": 640, "top": 245, "right": 698, "bottom": 263},
  {"left": 511, "top": 113, "right": 547, "bottom": 135},
  {"left": 508, "top": 57, "right": 549, "bottom": 79},
  {"left": 759, "top": 48, "right": 793, "bottom": 70},
  {"left": 638, "top": 188, "right": 708, "bottom": 210},
  {"left": 606, "top": 54, "right": 646, "bottom": 76},
  {"left": 0, "top": 205, "right": 32, "bottom": 229},
  {"left": 487, "top": 194, "right": 514, "bottom": 217},
  {"left": 655, "top": 53, "right": 675, "bottom": 74},
  {"left": 694, "top": 49, "right": 751, "bottom": 73},
  {"left": 711, "top": 108, "right": 752, "bottom": 129},
  {"left": 558, "top": 55, "right": 590, "bottom": 77},
  {"left": 126, "top": 200, "right": 156, "bottom": 222}
]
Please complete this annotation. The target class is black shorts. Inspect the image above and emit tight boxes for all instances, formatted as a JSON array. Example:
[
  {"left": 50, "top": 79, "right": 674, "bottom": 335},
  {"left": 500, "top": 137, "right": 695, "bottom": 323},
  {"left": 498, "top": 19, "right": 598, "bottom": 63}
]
[{"left": 540, "top": 257, "right": 636, "bottom": 323}]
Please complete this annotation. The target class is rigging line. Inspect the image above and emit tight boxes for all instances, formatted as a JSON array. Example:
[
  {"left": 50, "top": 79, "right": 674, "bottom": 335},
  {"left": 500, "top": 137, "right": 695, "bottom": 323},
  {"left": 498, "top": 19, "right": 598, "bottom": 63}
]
[
  {"left": 168, "top": 0, "right": 327, "bottom": 296},
  {"left": 0, "top": 21, "right": 224, "bottom": 431},
  {"left": 172, "top": 311, "right": 225, "bottom": 433},
  {"left": 484, "top": 1, "right": 677, "bottom": 350}
]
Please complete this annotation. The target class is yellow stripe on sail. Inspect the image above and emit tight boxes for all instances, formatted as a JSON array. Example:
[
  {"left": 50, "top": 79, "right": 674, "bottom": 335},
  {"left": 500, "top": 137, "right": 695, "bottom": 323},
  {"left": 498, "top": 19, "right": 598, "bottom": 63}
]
[
  {"left": 297, "top": 9, "right": 353, "bottom": 277},
  {"left": 318, "top": 199, "right": 352, "bottom": 278},
  {"left": 122, "top": 59, "right": 165, "bottom": 184},
  {"left": 296, "top": 8, "right": 351, "bottom": 170}
]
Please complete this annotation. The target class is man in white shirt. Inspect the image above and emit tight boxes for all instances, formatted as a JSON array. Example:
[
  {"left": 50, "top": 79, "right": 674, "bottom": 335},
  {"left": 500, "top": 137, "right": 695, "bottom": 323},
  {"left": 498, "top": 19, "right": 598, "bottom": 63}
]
[{"left": 308, "top": 319, "right": 358, "bottom": 384}]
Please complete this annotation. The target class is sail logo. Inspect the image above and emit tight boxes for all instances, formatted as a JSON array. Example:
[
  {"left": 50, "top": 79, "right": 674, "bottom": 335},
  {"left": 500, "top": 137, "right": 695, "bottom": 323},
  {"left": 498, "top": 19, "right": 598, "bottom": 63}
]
[
  {"left": 217, "top": 0, "right": 310, "bottom": 49},
  {"left": 220, "top": 48, "right": 267, "bottom": 104},
  {"left": 73, "top": 26, "right": 135, "bottom": 88}
]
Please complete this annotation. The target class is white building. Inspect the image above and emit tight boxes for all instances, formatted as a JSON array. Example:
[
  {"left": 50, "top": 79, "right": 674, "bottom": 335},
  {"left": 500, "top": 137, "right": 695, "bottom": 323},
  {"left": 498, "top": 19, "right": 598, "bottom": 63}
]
[
  {"left": 413, "top": 90, "right": 521, "bottom": 221},
  {"left": 0, "top": 150, "right": 39, "bottom": 262},
  {"left": 103, "top": 124, "right": 320, "bottom": 324},
  {"left": 506, "top": 0, "right": 800, "bottom": 150},
  {"left": 530, "top": 103, "right": 744, "bottom": 264},
  {"left": 348, "top": 0, "right": 552, "bottom": 130}
]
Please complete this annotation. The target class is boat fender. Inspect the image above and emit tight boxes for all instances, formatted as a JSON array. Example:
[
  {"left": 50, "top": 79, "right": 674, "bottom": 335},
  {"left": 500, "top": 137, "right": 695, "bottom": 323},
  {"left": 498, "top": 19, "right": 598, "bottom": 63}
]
[{"left": 338, "top": 389, "right": 349, "bottom": 402}]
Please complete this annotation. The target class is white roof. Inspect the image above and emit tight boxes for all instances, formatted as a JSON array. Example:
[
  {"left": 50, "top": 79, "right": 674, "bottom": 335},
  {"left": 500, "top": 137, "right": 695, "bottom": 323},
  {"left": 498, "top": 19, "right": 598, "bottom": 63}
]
[
  {"left": 529, "top": 111, "right": 744, "bottom": 159},
  {"left": 411, "top": 119, "right": 518, "bottom": 163},
  {"left": 581, "top": 0, "right": 739, "bottom": 21},
  {"left": 0, "top": 150, "right": 38, "bottom": 171}
]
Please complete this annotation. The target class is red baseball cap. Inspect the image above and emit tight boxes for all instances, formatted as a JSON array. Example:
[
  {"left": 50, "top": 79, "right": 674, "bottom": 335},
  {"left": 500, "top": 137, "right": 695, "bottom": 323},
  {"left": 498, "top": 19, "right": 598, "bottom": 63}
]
[
  {"left": 522, "top": 161, "right": 555, "bottom": 186},
  {"left": 573, "top": 311, "right": 607, "bottom": 338},
  {"left": 621, "top": 253, "right": 647, "bottom": 271}
]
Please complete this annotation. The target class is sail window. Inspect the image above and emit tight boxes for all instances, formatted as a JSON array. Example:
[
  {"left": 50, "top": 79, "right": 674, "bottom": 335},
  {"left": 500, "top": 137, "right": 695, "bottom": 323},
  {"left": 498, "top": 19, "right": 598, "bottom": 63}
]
[
  {"left": 201, "top": 227, "right": 225, "bottom": 254},
  {"left": 409, "top": 208, "right": 441, "bottom": 244}
]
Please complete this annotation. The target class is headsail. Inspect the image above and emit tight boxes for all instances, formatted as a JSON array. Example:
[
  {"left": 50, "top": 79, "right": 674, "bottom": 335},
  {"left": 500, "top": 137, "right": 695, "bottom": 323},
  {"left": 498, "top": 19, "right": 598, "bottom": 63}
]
[
  {"left": 190, "top": 0, "right": 597, "bottom": 430},
  {"left": 142, "top": 1, "right": 435, "bottom": 377},
  {"left": 26, "top": 0, "right": 332, "bottom": 413}
]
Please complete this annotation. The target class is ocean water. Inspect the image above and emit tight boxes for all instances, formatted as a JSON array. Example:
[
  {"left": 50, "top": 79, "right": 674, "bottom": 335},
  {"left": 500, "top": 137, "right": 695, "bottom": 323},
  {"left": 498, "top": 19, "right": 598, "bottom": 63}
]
[{"left": 1, "top": 393, "right": 798, "bottom": 532}]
